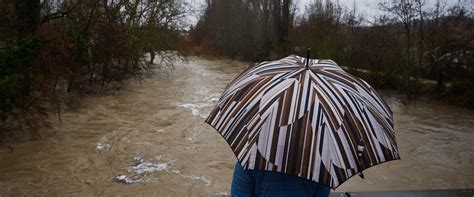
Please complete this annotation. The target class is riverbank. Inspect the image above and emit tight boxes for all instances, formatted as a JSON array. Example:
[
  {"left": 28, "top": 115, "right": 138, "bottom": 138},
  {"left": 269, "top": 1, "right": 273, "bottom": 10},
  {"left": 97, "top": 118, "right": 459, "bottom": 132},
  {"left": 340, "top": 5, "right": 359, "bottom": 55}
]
[{"left": 342, "top": 65, "right": 474, "bottom": 109}]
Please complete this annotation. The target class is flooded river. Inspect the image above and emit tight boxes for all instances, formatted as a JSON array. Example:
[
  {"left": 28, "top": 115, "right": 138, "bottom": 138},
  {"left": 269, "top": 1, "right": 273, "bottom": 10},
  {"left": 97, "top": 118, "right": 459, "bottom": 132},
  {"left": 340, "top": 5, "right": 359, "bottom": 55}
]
[{"left": 0, "top": 57, "right": 473, "bottom": 196}]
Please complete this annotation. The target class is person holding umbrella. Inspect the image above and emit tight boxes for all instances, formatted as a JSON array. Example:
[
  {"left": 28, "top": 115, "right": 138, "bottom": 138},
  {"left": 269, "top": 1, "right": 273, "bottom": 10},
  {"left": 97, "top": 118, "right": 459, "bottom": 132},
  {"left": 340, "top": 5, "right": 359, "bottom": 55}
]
[
  {"left": 231, "top": 160, "right": 331, "bottom": 196},
  {"left": 206, "top": 51, "right": 400, "bottom": 196}
]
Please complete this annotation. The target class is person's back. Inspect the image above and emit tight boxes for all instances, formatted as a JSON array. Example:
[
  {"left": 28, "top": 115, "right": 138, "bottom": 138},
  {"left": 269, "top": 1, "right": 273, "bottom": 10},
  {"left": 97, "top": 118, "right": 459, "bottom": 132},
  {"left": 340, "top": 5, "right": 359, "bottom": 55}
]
[{"left": 231, "top": 162, "right": 331, "bottom": 197}]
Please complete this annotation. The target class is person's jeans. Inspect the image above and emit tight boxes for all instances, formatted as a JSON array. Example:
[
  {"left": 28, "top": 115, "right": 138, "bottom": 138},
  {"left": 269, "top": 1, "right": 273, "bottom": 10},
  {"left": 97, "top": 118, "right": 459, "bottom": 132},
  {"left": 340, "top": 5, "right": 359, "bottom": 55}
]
[{"left": 231, "top": 162, "right": 331, "bottom": 197}]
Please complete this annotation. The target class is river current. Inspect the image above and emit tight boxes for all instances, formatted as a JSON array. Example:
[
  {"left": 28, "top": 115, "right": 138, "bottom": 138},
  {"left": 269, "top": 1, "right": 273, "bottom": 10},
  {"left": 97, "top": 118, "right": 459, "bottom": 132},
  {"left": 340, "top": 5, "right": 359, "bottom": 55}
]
[{"left": 0, "top": 57, "right": 473, "bottom": 196}]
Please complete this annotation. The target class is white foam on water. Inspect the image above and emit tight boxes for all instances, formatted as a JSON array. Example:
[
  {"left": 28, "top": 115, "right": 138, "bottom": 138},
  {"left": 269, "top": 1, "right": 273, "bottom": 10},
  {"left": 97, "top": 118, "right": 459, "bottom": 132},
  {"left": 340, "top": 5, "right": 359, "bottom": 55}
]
[
  {"left": 177, "top": 89, "right": 222, "bottom": 118},
  {"left": 131, "top": 162, "right": 168, "bottom": 174},
  {"left": 96, "top": 136, "right": 112, "bottom": 152},
  {"left": 177, "top": 103, "right": 201, "bottom": 116},
  {"left": 187, "top": 175, "right": 212, "bottom": 187},
  {"left": 177, "top": 103, "right": 213, "bottom": 118},
  {"left": 210, "top": 97, "right": 219, "bottom": 102},
  {"left": 132, "top": 156, "right": 144, "bottom": 164},
  {"left": 116, "top": 156, "right": 172, "bottom": 184},
  {"left": 95, "top": 143, "right": 111, "bottom": 151},
  {"left": 215, "top": 192, "right": 230, "bottom": 196},
  {"left": 116, "top": 156, "right": 213, "bottom": 190},
  {"left": 115, "top": 175, "right": 142, "bottom": 184},
  {"left": 169, "top": 169, "right": 212, "bottom": 187}
]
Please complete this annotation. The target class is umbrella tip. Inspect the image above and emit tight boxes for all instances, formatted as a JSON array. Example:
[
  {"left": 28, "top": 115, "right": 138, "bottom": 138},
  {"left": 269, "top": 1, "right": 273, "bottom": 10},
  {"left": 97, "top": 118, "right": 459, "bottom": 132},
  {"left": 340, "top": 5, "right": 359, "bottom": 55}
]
[{"left": 306, "top": 48, "right": 311, "bottom": 68}]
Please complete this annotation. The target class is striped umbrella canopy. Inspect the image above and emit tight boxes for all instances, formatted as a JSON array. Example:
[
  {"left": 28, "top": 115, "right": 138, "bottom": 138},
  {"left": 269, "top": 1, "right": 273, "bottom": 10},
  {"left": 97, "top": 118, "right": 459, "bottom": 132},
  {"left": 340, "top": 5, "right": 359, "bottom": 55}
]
[{"left": 205, "top": 55, "right": 400, "bottom": 189}]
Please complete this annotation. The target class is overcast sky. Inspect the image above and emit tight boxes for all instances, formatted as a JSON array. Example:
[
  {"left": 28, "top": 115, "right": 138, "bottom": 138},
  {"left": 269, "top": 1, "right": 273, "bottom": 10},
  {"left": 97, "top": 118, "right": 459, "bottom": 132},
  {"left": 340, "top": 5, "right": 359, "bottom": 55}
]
[
  {"left": 184, "top": 0, "right": 472, "bottom": 27},
  {"left": 296, "top": 0, "right": 471, "bottom": 17}
]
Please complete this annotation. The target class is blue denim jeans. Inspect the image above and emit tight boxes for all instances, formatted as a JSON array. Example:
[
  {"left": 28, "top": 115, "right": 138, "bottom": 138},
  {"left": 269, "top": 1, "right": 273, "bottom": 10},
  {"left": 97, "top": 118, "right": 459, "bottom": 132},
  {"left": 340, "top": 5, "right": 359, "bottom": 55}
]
[{"left": 231, "top": 162, "right": 331, "bottom": 197}]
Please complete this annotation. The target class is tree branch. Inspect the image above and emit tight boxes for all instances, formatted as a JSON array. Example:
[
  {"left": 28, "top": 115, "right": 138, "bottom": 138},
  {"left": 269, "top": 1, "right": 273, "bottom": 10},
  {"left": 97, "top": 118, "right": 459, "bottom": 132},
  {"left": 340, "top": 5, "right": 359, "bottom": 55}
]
[{"left": 41, "top": 11, "right": 69, "bottom": 23}]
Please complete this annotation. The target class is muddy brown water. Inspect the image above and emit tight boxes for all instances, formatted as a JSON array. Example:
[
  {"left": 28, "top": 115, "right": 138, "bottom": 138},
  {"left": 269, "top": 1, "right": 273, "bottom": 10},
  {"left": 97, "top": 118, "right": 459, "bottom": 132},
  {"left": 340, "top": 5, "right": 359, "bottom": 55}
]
[{"left": 0, "top": 57, "right": 473, "bottom": 196}]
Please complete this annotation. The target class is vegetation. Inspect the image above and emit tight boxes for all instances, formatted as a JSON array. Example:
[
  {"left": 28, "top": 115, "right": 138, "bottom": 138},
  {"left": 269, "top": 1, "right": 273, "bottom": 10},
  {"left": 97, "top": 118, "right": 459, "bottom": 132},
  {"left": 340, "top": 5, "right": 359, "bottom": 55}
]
[
  {"left": 190, "top": 0, "right": 473, "bottom": 106},
  {"left": 0, "top": 0, "right": 187, "bottom": 139},
  {"left": 190, "top": 0, "right": 294, "bottom": 60},
  {"left": 1, "top": 0, "right": 472, "bottom": 139}
]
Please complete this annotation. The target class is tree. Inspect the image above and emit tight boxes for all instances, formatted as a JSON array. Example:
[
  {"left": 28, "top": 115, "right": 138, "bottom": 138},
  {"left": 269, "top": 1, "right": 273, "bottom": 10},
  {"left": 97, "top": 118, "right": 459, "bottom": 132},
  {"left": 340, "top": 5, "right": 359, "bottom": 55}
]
[
  {"left": 1, "top": 0, "right": 188, "bottom": 138},
  {"left": 379, "top": 0, "right": 418, "bottom": 96},
  {"left": 281, "top": 0, "right": 291, "bottom": 53},
  {"left": 14, "top": 0, "right": 40, "bottom": 38},
  {"left": 415, "top": 0, "right": 425, "bottom": 76}
]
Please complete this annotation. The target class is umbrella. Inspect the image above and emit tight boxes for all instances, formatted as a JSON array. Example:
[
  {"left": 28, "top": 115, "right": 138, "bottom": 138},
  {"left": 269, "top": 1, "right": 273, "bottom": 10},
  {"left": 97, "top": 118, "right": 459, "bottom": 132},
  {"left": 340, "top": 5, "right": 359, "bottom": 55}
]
[{"left": 205, "top": 52, "right": 400, "bottom": 189}]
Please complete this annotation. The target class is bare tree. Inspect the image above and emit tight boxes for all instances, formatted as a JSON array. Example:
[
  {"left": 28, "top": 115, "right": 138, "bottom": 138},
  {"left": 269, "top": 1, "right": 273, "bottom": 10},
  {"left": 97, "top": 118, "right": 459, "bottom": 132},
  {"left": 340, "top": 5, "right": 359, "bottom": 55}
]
[
  {"left": 1, "top": 0, "right": 188, "bottom": 136},
  {"left": 281, "top": 0, "right": 291, "bottom": 53},
  {"left": 379, "top": 0, "right": 418, "bottom": 95},
  {"left": 415, "top": 0, "right": 425, "bottom": 73}
]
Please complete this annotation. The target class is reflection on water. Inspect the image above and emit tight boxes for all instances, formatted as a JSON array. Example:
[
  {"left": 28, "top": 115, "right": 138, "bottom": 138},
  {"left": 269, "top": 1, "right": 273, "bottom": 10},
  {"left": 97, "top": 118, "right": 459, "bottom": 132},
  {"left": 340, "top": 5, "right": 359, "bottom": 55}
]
[{"left": 0, "top": 57, "right": 473, "bottom": 196}]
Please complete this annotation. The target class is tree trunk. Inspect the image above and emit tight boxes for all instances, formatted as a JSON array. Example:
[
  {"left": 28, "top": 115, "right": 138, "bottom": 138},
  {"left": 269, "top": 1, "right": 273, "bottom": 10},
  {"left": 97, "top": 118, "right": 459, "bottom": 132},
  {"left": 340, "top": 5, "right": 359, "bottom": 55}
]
[
  {"left": 262, "top": 0, "right": 272, "bottom": 57},
  {"left": 417, "top": 1, "right": 425, "bottom": 74},
  {"left": 404, "top": 22, "right": 412, "bottom": 94},
  {"left": 150, "top": 50, "right": 156, "bottom": 65},
  {"left": 281, "top": 0, "right": 291, "bottom": 54},
  {"left": 14, "top": 0, "right": 41, "bottom": 38},
  {"left": 272, "top": 0, "right": 281, "bottom": 51}
]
